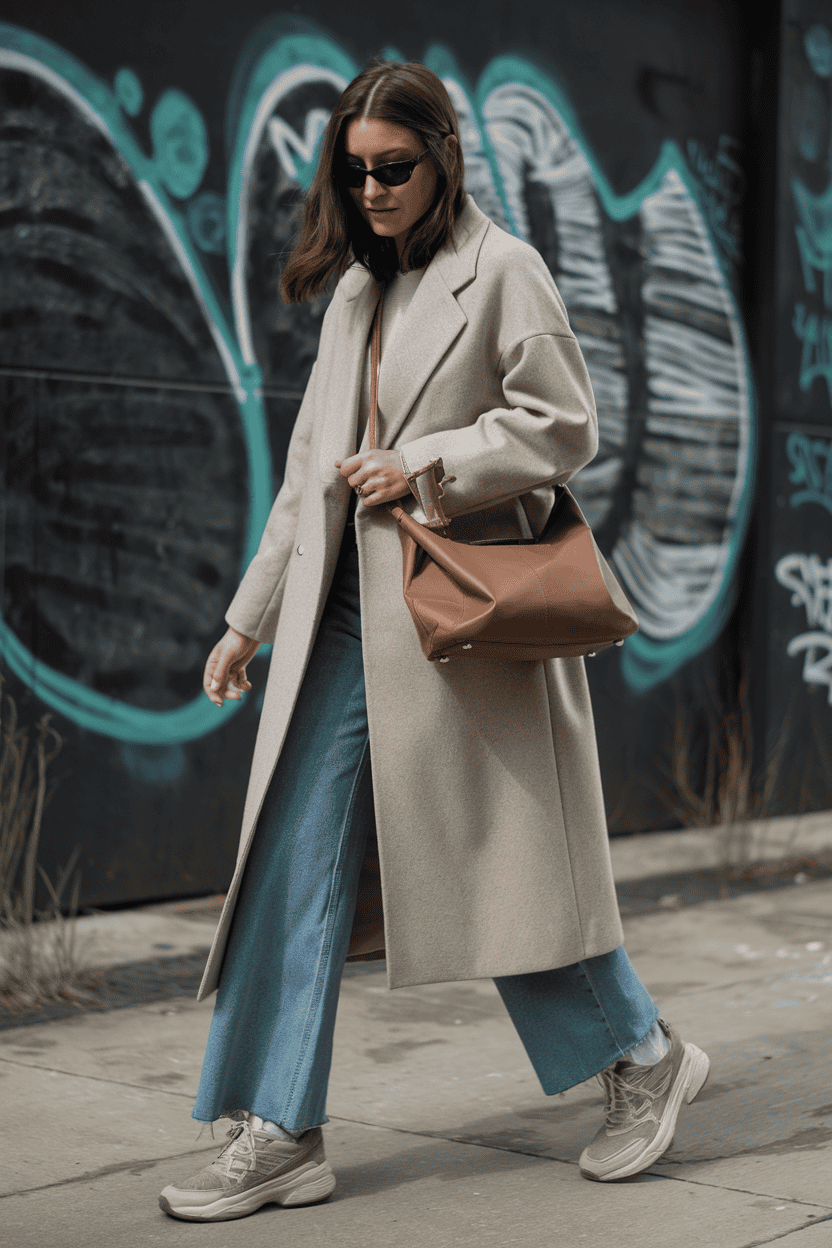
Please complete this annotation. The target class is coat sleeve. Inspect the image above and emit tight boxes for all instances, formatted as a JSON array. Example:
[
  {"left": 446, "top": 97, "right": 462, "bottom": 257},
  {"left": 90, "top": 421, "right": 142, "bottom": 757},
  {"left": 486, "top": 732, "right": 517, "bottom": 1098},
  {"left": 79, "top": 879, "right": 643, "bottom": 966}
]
[
  {"left": 398, "top": 251, "right": 598, "bottom": 520},
  {"left": 224, "top": 362, "right": 318, "bottom": 644}
]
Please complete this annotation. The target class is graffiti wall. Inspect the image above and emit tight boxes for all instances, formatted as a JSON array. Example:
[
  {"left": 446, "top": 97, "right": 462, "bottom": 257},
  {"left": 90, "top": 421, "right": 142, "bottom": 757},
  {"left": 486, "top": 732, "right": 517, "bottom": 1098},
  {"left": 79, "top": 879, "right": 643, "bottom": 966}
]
[
  {"left": 0, "top": 0, "right": 759, "bottom": 905},
  {"left": 774, "top": 435, "right": 832, "bottom": 704},
  {"left": 763, "top": 0, "right": 832, "bottom": 814},
  {"left": 776, "top": 6, "right": 832, "bottom": 419}
]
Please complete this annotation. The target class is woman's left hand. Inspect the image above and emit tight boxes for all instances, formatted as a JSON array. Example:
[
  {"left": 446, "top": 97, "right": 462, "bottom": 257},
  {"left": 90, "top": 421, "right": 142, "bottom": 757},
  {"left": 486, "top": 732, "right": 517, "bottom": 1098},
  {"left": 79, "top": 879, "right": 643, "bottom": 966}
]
[{"left": 335, "top": 450, "right": 408, "bottom": 506}]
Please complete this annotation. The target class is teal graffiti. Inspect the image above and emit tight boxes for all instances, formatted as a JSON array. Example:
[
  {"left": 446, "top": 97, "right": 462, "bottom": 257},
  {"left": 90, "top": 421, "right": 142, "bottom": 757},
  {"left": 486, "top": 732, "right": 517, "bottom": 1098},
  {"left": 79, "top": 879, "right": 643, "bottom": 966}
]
[
  {"left": 793, "top": 302, "right": 832, "bottom": 403},
  {"left": 114, "top": 66, "right": 143, "bottom": 115},
  {"left": 475, "top": 54, "right": 705, "bottom": 222},
  {"left": 266, "top": 107, "right": 329, "bottom": 192},
  {"left": 0, "top": 16, "right": 756, "bottom": 716},
  {"left": 465, "top": 53, "right": 755, "bottom": 692},
  {"left": 797, "top": 80, "right": 826, "bottom": 162},
  {"left": 787, "top": 431, "right": 832, "bottom": 514},
  {"left": 224, "top": 25, "right": 354, "bottom": 374},
  {"left": 791, "top": 57, "right": 832, "bottom": 407},
  {"left": 119, "top": 742, "right": 186, "bottom": 785},
  {"left": 686, "top": 137, "right": 744, "bottom": 264},
  {"left": 0, "top": 21, "right": 273, "bottom": 744},
  {"left": 187, "top": 190, "right": 227, "bottom": 253},
  {"left": 149, "top": 88, "right": 209, "bottom": 199},
  {"left": 805, "top": 24, "right": 832, "bottom": 78},
  {"left": 225, "top": 27, "right": 354, "bottom": 290},
  {"left": 422, "top": 43, "right": 514, "bottom": 230},
  {"left": 177, "top": 24, "right": 755, "bottom": 695},
  {"left": 792, "top": 176, "right": 832, "bottom": 307}
]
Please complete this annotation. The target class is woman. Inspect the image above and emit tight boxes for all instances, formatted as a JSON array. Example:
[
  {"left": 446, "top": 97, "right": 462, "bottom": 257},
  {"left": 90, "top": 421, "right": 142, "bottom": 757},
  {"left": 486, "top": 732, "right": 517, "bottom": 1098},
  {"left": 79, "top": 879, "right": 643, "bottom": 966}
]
[{"left": 160, "top": 60, "right": 709, "bottom": 1222}]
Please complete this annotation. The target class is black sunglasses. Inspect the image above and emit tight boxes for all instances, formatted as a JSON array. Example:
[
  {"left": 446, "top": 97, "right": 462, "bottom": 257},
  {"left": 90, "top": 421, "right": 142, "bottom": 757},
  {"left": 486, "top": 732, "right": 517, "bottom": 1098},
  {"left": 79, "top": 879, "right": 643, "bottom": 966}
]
[{"left": 341, "top": 150, "right": 430, "bottom": 189}]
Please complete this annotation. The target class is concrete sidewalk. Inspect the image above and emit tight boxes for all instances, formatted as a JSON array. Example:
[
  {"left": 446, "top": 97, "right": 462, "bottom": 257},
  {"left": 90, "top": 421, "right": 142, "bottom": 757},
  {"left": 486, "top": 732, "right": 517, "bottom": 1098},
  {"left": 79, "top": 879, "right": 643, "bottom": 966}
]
[{"left": 1, "top": 843, "right": 831, "bottom": 1246}]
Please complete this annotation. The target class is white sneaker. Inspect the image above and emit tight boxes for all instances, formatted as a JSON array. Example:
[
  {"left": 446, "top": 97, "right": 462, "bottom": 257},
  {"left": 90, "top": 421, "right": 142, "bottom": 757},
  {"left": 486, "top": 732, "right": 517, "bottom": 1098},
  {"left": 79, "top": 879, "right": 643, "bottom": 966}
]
[
  {"left": 159, "top": 1120, "right": 335, "bottom": 1221},
  {"left": 579, "top": 1019, "right": 710, "bottom": 1181}
]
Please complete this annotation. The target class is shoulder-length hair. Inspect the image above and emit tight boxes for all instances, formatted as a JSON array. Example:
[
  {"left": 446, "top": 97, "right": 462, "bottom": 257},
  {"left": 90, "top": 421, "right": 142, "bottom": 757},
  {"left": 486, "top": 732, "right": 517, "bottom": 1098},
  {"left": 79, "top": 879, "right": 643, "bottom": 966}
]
[{"left": 280, "top": 59, "right": 465, "bottom": 303}]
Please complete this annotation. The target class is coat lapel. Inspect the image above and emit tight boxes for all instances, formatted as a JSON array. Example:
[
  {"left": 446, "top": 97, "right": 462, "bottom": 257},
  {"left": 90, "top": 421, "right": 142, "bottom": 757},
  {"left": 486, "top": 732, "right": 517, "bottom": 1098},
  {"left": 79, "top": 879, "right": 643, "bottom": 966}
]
[
  {"left": 317, "top": 195, "right": 491, "bottom": 472},
  {"left": 317, "top": 268, "right": 378, "bottom": 480},
  {"left": 376, "top": 266, "right": 466, "bottom": 450},
  {"left": 378, "top": 197, "right": 491, "bottom": 448}
]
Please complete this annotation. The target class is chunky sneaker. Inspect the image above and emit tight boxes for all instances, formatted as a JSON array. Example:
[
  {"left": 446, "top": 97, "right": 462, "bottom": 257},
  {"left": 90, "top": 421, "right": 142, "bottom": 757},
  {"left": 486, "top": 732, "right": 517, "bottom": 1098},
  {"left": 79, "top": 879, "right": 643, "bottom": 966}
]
[
  {"left": 159, "top": 1120, "right": 336, "bottom": 1221},
  {"left": 579, "top": 1019, "right": 709, "bottom": 1181}
]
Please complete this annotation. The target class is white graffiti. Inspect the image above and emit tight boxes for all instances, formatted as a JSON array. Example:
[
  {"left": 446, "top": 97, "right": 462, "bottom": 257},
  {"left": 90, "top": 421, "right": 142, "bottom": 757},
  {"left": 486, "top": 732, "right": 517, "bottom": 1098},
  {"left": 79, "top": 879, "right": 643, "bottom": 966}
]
[
  {"left": 482, "top": 84, "right": 751, "bottom": 642},
  {"left": 440, "top": 77, "right": 510, "bottom": 232},
  {"left": 775, "top": 552, "right": 832, "bottom": 702},
  {"left": 230, "top": 63, "right": 349, "bottom": 368},
  {"left": 267, "top": 108, "right": 331, "bottom": 181},
  {"left": 787, "top": 632, "right": 832, "bottom": 701},
  {"left": 776, "top": 552, "right": 832, "bottom": 630},
  {"left": 220, "top": 43, "right": 754, "bottom": 686}
]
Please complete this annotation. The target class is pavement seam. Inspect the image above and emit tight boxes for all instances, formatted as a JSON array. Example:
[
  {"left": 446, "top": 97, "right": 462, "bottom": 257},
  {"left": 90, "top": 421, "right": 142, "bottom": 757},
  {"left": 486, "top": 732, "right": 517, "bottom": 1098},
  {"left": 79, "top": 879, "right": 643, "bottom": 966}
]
[
  {"left": 0, "top": 1055, "right": 195, "bottom": 1099},
  {"left": 0, "top": 1115, "right": 575, "bottom": 1201},
  {"left": 329, "top": 1115, "right": 832, "bottom": 1210},
  {"left": 659, "top": 1153, "right": 832, "bottom": 1177},
  {"left": 4, "top": 1063, "right": 827, "bottom": 1210},
  {"left": 0, "top": 1145, "right": 223, "bottom": 1199},
  {"left": 738, "top": 1211, "right": 832, "bottom": 1246},
  {"left": 4, "top": 1066, "right": 830, "bottom": 1215},
  {"left": 643, "top": 1170, "right": 832, "bottom": 1210},
  {"left": 4, "top": 1106, "right": 831, "bottom": 1220},
  {"left": 321, "top": 1113, "right": 645, "bottom": 1176}
]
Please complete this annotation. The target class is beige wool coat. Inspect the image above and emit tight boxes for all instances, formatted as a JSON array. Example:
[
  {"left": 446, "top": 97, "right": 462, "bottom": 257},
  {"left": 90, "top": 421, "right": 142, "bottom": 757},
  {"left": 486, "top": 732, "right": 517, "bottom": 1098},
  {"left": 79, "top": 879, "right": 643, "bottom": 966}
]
[{"left": 198, "top": 195, "right": 624, "bottom": 999}]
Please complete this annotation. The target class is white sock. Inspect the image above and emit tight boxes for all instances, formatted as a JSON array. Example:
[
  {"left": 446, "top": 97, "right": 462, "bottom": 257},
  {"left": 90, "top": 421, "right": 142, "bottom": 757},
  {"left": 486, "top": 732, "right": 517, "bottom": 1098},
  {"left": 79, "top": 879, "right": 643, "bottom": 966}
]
[
  {"left": 623, "top": 1019, "right": 670, "bottom": 1065},
  {"left": 246, "top": 1113, "right": 300, "bottom": 1140}
]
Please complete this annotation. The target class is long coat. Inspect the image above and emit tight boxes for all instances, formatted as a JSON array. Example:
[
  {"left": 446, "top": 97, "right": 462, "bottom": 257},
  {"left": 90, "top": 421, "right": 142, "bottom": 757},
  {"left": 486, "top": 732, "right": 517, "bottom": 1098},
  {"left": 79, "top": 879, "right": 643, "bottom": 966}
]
[{"left": 198, "top": 196, "right": 624, "bottom": 999}]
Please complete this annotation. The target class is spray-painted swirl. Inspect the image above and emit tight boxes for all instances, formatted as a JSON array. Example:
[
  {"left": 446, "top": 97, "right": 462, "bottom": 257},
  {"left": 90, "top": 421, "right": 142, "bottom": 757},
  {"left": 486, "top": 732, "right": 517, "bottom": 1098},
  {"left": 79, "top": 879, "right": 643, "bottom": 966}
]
[{"left": 0, "top": 18, "right": 755, "bottom": 744}]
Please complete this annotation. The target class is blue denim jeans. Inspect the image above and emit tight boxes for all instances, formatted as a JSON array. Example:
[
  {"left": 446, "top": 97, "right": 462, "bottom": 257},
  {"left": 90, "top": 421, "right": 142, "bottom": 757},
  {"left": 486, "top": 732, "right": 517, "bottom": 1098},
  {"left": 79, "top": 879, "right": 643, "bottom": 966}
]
[{"left": 192, "top": 532, "right": 658, "bottom": 1131}]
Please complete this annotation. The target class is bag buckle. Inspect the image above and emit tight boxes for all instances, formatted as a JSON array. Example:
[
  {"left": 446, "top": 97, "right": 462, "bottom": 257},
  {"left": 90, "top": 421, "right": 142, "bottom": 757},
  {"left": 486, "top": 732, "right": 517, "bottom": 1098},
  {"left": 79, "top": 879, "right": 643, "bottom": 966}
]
[{"left": 404, "top": 457, "right": 452, "bottom": 532}]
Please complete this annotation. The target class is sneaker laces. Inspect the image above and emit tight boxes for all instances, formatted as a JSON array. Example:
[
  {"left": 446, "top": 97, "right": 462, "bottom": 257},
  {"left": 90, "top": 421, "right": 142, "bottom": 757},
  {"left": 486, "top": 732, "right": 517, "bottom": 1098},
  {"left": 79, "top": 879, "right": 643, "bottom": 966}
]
[
  {"left": 597, "top": 1059, "right": 674, "bottom": 1134},
  {"left": 213, "top": 1121, "right": 258, "bottom": 1180}
]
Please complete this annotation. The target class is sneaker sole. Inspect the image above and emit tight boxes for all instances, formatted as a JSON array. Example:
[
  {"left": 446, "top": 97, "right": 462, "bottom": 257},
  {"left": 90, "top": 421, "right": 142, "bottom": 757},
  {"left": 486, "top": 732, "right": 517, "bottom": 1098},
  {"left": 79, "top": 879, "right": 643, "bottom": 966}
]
[
  {"left": 579, "top": 1043, "right": 710, "bottom": 1182},
  {"left": 158, "top": 1159, "right": 336, "bottom": 1221}
]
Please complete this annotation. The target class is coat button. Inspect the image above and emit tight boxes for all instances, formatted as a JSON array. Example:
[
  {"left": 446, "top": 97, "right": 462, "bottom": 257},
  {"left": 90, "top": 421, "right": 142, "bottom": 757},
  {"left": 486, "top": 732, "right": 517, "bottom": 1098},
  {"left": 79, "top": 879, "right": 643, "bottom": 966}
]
[{"left": 297, "top": 544, "right": 304, "bottom": 555}]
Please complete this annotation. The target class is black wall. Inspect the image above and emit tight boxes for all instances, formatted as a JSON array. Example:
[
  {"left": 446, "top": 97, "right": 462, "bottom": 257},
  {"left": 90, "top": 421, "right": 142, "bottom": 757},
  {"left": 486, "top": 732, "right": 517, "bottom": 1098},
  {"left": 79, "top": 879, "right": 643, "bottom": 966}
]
[
  {"left": 0, "top": 0, "right": 800, "bottom": 907},
  {"left": 755, "top": 0, "right": 832, "bottom": 814}
]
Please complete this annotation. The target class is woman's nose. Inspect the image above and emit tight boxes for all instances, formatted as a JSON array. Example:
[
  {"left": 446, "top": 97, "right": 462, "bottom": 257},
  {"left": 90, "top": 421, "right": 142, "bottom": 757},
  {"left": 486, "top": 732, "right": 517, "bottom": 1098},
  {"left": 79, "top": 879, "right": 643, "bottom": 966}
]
[{"left": 363, "top": 174, "right": 387, "bottom": 201}]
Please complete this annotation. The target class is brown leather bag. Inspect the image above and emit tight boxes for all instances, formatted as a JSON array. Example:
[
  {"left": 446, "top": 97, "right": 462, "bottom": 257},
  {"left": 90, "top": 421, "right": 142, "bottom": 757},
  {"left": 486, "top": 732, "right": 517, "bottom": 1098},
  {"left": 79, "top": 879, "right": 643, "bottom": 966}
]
[{"left": 367, "top": 287, "right": 639, "bottom": 663}]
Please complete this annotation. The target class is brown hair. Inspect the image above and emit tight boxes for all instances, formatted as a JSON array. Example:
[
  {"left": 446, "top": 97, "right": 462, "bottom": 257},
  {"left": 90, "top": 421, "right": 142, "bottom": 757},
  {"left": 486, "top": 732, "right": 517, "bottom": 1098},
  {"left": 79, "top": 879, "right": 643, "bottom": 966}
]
[{"left": 280, "top": 59, "right": 465, "bottom": 303}]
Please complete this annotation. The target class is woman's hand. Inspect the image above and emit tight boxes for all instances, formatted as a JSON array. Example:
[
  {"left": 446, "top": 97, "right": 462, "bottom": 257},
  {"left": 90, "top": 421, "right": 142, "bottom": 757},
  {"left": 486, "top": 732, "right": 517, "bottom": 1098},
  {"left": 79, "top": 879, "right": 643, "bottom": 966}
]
[
  {"left": 203, "top": 627, "right": 260, "bottom": 707},
  {"left": 335, "top": 450, "right": 408, "bottom": 506}
]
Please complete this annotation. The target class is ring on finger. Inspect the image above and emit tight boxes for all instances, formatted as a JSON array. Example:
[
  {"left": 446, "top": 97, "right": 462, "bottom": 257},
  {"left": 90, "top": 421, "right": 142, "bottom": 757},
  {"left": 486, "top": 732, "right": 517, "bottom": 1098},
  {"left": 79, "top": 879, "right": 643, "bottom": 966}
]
[{"left": 355, "top": 484, "right": 364, "bottom": 496}]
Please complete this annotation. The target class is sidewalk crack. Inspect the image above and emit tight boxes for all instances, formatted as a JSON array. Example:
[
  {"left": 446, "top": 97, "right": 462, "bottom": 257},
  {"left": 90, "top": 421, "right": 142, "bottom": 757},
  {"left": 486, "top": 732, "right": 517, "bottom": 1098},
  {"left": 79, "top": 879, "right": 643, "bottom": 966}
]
[
  {"left": 738, "top": 1210, "right": 832, "bottom": 1246},
  {"left": 0, "top": 1055, "right": 194, "bottom": 1099},
  {"left": 0, "top": 1146, "right": 221, "bottom": 1199}
]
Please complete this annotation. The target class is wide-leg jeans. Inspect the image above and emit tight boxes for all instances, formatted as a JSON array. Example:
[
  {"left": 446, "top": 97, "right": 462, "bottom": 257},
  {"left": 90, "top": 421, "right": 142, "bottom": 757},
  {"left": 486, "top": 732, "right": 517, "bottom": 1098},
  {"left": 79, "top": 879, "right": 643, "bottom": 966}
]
[{"left": 192, "top": 532, "right": 658, "bottom": 1132}]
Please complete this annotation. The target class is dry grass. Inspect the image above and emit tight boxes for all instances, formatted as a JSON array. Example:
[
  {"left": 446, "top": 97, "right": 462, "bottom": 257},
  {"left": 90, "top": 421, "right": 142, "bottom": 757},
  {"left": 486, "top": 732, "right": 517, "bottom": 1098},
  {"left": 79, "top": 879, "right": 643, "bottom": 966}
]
[
  {"left": 0, "top": 678, "right": 99, "bottom": 1015},
  {"left": 658, "top": 669, "right": 799, "bottom": 872}
]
